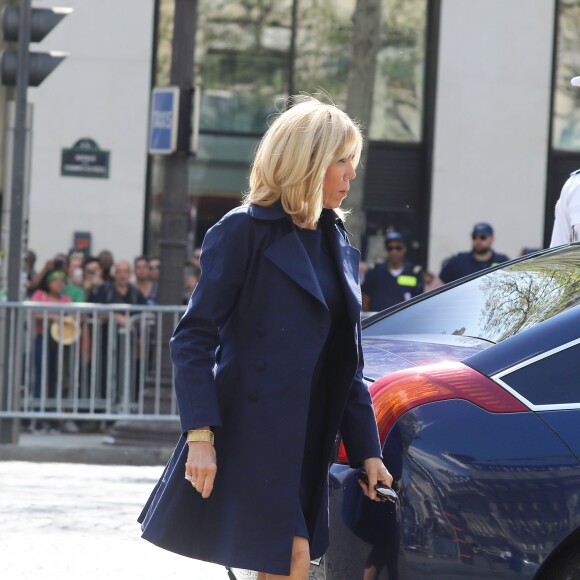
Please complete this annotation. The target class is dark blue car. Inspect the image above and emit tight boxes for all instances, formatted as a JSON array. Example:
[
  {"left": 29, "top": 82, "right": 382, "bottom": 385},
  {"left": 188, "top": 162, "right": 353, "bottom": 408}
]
[{"left": 321, "top": 243, "right": 580, "bottom": 580}]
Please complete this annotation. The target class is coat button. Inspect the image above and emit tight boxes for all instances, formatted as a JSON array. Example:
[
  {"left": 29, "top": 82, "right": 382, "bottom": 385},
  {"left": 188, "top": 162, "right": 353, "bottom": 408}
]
[
  {"left": 255, "top": 359, "right": 266, "bottom": 371},
  {"left": 256, "top": 326, "right": 266, "bottom": 336}
]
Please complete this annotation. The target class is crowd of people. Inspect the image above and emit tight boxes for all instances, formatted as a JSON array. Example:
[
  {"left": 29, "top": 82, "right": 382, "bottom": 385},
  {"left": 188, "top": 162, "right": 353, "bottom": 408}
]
[
  {"left": 24, "top": 248, "right": 202, "bottom": 307},
  {"left": 24, "top": 247, "right": 202, "bottom": 433}
]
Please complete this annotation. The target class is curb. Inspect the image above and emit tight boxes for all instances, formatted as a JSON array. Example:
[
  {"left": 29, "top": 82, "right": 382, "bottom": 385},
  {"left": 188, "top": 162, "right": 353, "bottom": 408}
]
[
  {"left": 0, "top": 444, "right": 172, "bottom": 465},
  {"left": 0, "top": 433, "right": 173, "bottom": 466}
]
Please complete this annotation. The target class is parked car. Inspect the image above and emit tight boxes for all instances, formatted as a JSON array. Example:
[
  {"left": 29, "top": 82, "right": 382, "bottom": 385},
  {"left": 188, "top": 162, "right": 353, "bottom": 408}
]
[{"left": 321, "top": 243, "right": 580, "bottom": 580}]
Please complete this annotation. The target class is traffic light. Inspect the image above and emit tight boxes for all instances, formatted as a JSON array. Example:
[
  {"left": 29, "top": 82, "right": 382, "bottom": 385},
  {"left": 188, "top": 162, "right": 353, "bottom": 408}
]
[{"left": 0, "top": 5, "right": 71, "bottom": 87}]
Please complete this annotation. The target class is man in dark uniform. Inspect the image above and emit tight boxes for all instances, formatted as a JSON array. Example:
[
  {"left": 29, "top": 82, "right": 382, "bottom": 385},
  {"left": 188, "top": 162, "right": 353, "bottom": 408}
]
[
  {"left": 362, "top": 232, "right": 423, "bottom": 312},
  {"left": 436, "top": 222, "right": 509, "bottom": 285}
]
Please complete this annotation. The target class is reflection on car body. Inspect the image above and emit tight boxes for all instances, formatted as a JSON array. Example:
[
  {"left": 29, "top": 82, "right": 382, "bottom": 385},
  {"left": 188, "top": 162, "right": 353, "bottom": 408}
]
[{"left": 323, "top": 243, "right": 580, "bottom": 580}]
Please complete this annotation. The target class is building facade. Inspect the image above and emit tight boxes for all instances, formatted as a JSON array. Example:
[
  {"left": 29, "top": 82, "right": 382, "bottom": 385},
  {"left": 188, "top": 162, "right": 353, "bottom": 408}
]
[
  {"left": 7, "top": 0, "right": 580, "bottom": 279},
  {"left": 148, "top": 0, "right": 580, "bottom": 275},
  {"left": 15, "top": 0, "right": 155, "bottom": 266}
]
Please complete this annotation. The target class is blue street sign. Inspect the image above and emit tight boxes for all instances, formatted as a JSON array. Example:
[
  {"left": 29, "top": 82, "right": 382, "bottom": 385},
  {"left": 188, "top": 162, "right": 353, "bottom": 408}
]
[{"left": 149, "top": 86, "right": 180, "bottom": 154}]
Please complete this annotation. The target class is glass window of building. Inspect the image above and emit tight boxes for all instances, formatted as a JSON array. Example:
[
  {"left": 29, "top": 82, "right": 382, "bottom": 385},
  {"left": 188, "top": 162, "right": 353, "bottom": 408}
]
[
  {"left": 370, "top": 0, "right": 428, "bottom": 142},
  {"left": 294, "top": 0, "right": 355, "bottom": 108},
  {"left": 157, "top": 0, "right": 428, "bottom": 138},
  {"left": 552, "top": 0, "right": 580, "bottom": 151},
  {"left": 294, "top": 0, "right": 427, "bottom": 142},
  {"left": 148, "top": 0, "right": 431, "bottom": 256},
  {"left": 196, "top": 0, "right": 293, "bottom": 134}
]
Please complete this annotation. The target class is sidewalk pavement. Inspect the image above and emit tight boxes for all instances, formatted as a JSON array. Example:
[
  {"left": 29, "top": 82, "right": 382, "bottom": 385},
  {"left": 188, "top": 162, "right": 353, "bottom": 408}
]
[
  {"left": 1, "top": 431, "right": 328, "bottom": 580},
  {"left": 1, "top": 460, "right": 231, "bottom": 580},
  {"left": 0, "top": 431, "right": 174, "bottom": 466}
]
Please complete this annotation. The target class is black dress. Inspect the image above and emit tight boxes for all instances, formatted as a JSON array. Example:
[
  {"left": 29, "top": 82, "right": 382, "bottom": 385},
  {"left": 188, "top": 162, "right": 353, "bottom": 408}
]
[{"left": 294, "top": 213, "right": 349, "bottom": 539}]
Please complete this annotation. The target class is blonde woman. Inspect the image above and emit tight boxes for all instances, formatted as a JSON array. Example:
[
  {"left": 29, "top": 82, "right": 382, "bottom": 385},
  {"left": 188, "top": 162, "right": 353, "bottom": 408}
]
[{"left": 139, "top": 96, "right": 392, "bottom": 579}]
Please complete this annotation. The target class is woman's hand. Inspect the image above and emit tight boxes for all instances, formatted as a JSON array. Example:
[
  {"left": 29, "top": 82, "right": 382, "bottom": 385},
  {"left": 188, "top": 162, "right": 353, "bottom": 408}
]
[
  {"left": 359, "top": 457, "right": 393, "bottom": 502},
  {"left": 185, "top": 440, "right": 217, "bottom": 499}
]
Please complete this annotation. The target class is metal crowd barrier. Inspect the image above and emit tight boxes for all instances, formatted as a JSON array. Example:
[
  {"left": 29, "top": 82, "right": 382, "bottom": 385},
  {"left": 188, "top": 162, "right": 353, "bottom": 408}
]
[{"left": 0, "top": 302, "right": 186, "bottom": 423}]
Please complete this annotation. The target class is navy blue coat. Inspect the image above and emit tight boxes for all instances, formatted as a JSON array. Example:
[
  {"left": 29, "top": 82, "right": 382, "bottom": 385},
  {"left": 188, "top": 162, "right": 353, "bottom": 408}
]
[{"left": 139, "top": 203, "right": 381, "bottom": 575}]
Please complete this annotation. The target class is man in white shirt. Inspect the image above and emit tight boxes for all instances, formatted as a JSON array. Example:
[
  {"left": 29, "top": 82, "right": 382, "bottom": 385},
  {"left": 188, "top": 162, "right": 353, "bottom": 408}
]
[
  {"left": 550, "top": 77, "right": 580, "bottom": 247},
  {"left": 550, "top": 168, "right": 580, "bottom": 247}
]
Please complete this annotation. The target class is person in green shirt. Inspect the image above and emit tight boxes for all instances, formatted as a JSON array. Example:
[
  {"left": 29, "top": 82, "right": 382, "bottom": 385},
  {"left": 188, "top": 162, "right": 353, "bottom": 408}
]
[{"left": 64, "top": 253, "right": 86, "bottom": 302}]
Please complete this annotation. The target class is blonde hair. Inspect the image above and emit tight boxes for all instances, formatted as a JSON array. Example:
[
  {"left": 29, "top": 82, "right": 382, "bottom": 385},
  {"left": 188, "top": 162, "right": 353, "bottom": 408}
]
[{"left": 243, "top": 95, "right": 363, "bottom": 227}]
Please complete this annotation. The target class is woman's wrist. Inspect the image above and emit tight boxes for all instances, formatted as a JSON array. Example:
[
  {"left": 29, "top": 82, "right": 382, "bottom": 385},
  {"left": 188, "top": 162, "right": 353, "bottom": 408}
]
[{"left": 186, "top": 428, "right": 214, "bottom": 445}]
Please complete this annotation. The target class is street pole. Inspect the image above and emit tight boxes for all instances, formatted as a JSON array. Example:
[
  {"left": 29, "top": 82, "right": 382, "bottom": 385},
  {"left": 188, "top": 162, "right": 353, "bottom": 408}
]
[
  {"left": 7, "top": 0, "right": 30, "bottom": 301},
  {"left": 156, "top": 0, "right": 196, "bottom": 306},
  {"left": 0, "top": 0, "right": 31, "bottom": 443},
  {"left": 155, "top": 0, "right": 196, "bottom": 414},
  {"left": 110, "top": 0, "right": 196, "bottom": 446}
]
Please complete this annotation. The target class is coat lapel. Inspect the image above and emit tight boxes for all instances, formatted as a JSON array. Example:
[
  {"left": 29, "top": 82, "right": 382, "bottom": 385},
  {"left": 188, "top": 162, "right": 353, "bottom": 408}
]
[
  {"left": 264, "top": 231, "right": 328, "bottom": 308},
  {"left": 252, "top": 203, "right": 360, "bottom": 318}
]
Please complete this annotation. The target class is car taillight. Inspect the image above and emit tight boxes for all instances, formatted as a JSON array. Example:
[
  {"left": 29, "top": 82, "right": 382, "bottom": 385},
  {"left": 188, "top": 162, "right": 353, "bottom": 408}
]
[{"left": 337, "top": 361, "right": 528, "bottom": 464}]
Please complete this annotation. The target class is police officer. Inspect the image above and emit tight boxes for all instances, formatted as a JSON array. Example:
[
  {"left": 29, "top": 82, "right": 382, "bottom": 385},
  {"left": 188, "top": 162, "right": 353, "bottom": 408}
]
[
  {"left": 362, "top": 232, "right": 423, "bottom": 311},
  {"left": 435, "top": 222, "right": 508, "bottom": 285}
]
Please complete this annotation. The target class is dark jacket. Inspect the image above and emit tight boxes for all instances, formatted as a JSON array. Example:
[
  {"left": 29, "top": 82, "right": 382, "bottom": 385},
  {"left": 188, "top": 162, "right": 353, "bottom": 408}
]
[
  {"left": 439, "top": 250, "right": 509, "bottom": 283},
  {"left": 139, "top": 203, "right": 381, "bottom": 575},
  {"left": 362, "top": 260, "right": 423, "bottom": 311},
  {"left": 90, "top": 281, "right": 146, "bottom": 305}
]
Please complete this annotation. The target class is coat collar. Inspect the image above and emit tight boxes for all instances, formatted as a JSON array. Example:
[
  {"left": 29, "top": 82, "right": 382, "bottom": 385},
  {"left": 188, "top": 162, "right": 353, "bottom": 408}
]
[
  {"left": 248, "top": 202, "right": 289, "bottom": 222},
  {"left": 248, "top": 202, "right": 349, "bottom": 233},
  {"left": 260, "top": 204, "right": 362, "bottom": 324}
]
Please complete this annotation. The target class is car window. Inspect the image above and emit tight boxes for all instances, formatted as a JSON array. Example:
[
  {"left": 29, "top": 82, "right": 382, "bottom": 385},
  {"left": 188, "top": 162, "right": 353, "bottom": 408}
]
[
  {"left": 497, "top": 342, "right": 580, "bottom": 406},
  {"left": 363, "top": 246, "right": 580, "bottom": 344}
]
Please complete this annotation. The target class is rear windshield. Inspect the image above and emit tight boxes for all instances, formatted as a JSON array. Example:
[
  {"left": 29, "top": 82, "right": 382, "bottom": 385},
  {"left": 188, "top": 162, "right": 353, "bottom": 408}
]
[{"left": 363, "top": 245, "right": 580, "bottom": 344}]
